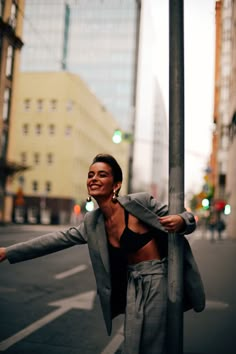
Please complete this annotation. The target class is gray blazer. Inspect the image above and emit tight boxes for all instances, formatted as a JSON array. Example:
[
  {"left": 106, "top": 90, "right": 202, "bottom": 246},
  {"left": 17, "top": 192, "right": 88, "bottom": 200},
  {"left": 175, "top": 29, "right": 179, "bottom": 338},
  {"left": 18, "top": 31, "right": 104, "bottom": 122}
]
[{"left": 6, "top": 192, "right": 205, "bottom": 335}]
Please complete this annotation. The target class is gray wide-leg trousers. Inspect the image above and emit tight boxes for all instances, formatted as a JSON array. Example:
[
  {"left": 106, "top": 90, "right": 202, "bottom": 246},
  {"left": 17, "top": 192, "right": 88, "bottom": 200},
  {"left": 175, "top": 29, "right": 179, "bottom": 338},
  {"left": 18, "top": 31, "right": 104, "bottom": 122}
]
[{"left": 122, "top": 258, "right": 167, "bottom": 354}]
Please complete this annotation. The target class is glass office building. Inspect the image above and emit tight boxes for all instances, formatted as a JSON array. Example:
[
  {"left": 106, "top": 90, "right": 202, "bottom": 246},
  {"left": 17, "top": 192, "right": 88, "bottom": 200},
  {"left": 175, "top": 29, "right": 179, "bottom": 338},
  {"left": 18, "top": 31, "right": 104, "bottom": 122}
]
[{"left": 21, "top": 0, "right": 140, "bottom": 132}]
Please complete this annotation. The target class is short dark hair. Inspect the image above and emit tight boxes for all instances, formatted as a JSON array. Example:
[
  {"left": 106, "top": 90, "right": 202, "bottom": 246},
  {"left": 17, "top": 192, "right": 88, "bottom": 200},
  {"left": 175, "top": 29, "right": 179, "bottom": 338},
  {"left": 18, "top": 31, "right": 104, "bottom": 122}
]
[{"left": 91, "top": 154, "right": 123, "bottom": 183}]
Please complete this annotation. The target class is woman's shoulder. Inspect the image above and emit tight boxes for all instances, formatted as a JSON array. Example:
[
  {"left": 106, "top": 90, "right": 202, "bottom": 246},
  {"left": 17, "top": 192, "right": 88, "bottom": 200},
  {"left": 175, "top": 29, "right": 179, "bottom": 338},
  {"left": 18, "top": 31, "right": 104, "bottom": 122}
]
[
  {"left": 119, "top": 192, "right": 152, "bottom": 206},
  {"left": 127, "top": 192, "right": 151, "bottom": 200}
]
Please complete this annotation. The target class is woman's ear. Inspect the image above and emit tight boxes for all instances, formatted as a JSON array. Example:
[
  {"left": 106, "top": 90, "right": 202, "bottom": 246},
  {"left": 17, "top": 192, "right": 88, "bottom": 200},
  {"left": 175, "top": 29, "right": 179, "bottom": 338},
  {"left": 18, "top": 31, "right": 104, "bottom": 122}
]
[{"left": 115, "top": 182, "right": 122, "bottom": 193}]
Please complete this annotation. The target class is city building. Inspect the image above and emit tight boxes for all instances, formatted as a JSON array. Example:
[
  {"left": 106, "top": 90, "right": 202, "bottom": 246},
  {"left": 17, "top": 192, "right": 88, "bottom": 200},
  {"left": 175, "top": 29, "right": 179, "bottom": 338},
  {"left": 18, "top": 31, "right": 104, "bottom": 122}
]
[
  {"left": 20, "top": 0, "right": 141, "bottom": 133},
  {"left": 0, "top": 0, "right": 25, "bottom": 223},
  {"left": 7, "top": 72, "right": 129, "bottom": 224},
  {"left": 132, "top": 1, "right": 168, "bottom": 202},
  {"left": 215, "top": 0, "right": 232, "bottom": 202},
  {"left": 225, "top": 0, "right": 236, "bottom": 238},
  {"left": 151, "top": 81, "right": 168, "bottom": 203},
  {"left": 209, "top": 0, "right": 222, "bottom": 193},
  {"left": 18, "top": 0, "right": 170, "bottom": 199},
  {"left": 209, "top": 0, "right": 236, "bottom": 239},
  {"left": 133, "top": 79, "right": 168, "bottom": 202}
]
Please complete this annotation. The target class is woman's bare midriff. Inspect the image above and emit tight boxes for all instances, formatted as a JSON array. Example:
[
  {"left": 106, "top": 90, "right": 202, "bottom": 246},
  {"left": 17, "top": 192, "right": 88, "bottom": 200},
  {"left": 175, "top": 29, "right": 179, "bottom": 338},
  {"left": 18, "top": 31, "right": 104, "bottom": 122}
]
[{"left": 127, "top": 238, "right": 161, "bottom": 265}]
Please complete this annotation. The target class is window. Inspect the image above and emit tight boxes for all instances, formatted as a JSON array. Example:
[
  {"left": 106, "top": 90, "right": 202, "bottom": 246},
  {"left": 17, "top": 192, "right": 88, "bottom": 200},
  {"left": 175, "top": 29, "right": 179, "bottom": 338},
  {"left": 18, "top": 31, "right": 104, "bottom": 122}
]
[
  {"left": 65, "top": 125, "right": 72, "bottom": 136},
  {"left": 3, "top": 88, "right": 10, "bottom": 121},
  {"left": 6, "top": 45, "right": 13, "bottom": 77},
  {"left": 66, "top": 100, "right": 74, "bottom": 112},
  {"left": 37, "top": 99, "right": 43, "bottom": 112},
  {"left": 8, "top": 2, "right": 17, "bottom": 28},
  {"left": 18, "top": 175, "right": 25, "bottom": 186},
  {"left": 22, "top": 123, "right": 29, "bottom": 135},
  {"left": 35, "top": 124, "right": 42, "bottom": 135},
  {"left": 33, "top": 152, "right": 40, "bottom": 165},
  {"left": 48, "top": 124, "right": 55, "bottom": 135},
  {"left": 32, "top": 181, "right": 38, "bottom": 192},
  {"left": 50, "top": 99, "right": 57, "bottom": 111},
  {"left": 24, "top": 99, "right": 31, "bottom": 111},
  {"left": 20, "top": 152, "right": 27, "bottom": 164},
  {"left": 47, "top": 153, "right": 53, "bottom": 164},
  {"left": 45, "top": 181, "right": 51, "bottom": 193}
]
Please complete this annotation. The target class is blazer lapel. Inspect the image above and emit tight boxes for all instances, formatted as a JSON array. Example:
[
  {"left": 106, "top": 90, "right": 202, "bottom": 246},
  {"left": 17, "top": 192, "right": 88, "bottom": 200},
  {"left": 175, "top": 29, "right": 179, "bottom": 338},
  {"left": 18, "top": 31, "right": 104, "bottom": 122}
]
[{"left": 95, "top": 213, "right": 110, "bottom": 274}]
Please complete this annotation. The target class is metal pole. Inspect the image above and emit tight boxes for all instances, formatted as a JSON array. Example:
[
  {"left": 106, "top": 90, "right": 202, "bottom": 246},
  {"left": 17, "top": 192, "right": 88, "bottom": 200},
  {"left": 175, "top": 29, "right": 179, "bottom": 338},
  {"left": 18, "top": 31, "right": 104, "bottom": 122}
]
[{"left": 167, "top": 0, "right": 185, "bottom": 353}]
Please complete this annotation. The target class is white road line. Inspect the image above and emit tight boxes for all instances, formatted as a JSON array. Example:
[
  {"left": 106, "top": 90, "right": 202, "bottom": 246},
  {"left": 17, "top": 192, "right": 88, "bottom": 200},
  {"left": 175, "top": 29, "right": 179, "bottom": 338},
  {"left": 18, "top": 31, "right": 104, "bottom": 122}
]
[
  {"left": 0, "top": 287, "right": 16, "bottom": 293},
  {"left": 54, "top": 264, "right": 87, "bottom": 279},
  {"left": 0, "top": 290, "right": 96, "bottom": 351},
  {"left": 206, "top": 300, "right": 229, "bottom": 310},
  {"left": 100, "top": 325, "right": 124, "bottom": 354},
  {"left": 0, "top": 307, "right": 67, "bottom": 351}
]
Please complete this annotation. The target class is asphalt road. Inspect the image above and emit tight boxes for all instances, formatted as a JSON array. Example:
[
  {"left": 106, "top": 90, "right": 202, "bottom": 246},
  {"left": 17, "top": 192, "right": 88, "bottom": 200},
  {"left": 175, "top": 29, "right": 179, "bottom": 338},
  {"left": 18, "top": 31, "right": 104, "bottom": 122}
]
[
  {"left": 0, "top": 225, "right": 235, "bottom": 354},
  {"left": 183, "top": 231, "right": 235, "bottom": 354},
  {"left": 0, "top": 225, "right": 124, "bottom": 354}
]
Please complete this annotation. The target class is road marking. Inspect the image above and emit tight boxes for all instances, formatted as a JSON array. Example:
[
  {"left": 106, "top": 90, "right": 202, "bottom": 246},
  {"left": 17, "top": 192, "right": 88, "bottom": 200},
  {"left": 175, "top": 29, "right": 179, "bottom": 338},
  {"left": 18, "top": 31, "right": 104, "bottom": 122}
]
[
  {"left": 206, "top": 300, "right": 229, "bottom": 310},
  {"left": 0, "top": 290, "right": 96, "bottom": 351},
  {"left": 54, "top": 264, "right": 87, "bottom": 279},
  {"left": 100, "top": 325, "right": 124, "bottom": 354},
  {"left": 0, "top": 287, "right": 16, "bottom": 293}
]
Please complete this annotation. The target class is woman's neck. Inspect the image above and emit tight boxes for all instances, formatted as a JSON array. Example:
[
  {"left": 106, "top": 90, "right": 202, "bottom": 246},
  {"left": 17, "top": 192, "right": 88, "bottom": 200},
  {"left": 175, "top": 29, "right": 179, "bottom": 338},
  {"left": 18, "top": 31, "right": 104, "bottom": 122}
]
[{"left": 97, "top": 198, "right": 120, "bottom": 220}]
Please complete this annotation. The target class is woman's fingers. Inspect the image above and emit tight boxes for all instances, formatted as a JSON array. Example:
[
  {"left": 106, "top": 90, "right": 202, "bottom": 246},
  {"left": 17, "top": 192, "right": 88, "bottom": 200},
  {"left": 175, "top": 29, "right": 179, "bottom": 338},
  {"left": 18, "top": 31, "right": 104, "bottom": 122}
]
[{"left": 158, "top": 215, "right": 185, "bottom": 232}]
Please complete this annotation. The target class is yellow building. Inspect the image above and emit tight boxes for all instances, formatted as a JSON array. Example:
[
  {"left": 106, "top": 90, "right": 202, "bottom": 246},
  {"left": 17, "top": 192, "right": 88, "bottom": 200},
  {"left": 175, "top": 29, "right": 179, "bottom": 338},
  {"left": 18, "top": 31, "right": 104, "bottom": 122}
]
[{"left": 7, "top": 72, "right": 129, "bottom": 224}]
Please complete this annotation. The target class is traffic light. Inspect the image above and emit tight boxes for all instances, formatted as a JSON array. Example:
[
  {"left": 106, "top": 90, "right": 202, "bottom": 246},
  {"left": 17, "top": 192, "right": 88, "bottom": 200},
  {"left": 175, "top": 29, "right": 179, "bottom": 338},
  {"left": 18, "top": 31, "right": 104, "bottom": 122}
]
[
  {"left": 202, "top": 198, "right": 210, "bottom": 210},
  {"left": 73, "top": 204, "right": 81, "bottom": 215},
  {"left": 112, "top": 129, "right": 122, "bottom": 144},
  {"left": 224, "top": 204, "right": 231, "bottom": 215}
]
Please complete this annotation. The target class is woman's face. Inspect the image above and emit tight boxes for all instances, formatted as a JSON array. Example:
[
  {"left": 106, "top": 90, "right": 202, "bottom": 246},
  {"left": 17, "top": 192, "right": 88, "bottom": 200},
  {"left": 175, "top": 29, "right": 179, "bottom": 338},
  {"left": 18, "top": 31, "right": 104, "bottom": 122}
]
[{"left": 87, "top": 162, "right": 120, "bottom": 200}]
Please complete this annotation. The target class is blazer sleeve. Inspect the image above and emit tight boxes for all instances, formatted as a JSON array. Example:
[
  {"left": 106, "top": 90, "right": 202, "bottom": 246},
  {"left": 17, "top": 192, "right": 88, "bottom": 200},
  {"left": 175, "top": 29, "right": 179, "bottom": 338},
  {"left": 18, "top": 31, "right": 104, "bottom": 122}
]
[
  {"left": 6, "top": 222, "right": 87, "bottom": 264},
  {"left": 140, "top": 192, "right": 196, "bottom": 235}
]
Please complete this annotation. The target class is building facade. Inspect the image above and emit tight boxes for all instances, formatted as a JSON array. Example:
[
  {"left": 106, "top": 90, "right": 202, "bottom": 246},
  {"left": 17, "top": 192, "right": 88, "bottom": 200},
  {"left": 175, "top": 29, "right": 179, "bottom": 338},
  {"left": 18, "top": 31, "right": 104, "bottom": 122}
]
[
  {"left": 0, "top": 0, "right": 25, "bottom": 222},
  {"left": 151, "top": 81, "right": 168, "bottom": 203},
  {"left": 132, "top": 0, "right": 168, "bottom": 202},
  {"left": 7, "top": 72, "right": 129, "bottom": 224},
  {"left": 17, "top": 0, "right": 169, "bottom": 198},
  {"left": 210, "top": 0, "right": 222, "bottom": 193},
  {"left": 225, "top": 0, "right": 236, "bottom": 238},
  {"left": 20, "top": 0, "right": 141, "bottom": 133},
  {"left": 209, "top": 0, "right": 236, "bottom": 238}
]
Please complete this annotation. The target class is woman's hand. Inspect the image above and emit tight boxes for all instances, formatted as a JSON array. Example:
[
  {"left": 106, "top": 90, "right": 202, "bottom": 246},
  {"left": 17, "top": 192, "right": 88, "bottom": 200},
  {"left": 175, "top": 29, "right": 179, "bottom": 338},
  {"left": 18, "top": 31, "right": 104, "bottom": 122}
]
[
  {"left": 0, "top": 247, "right": 7, "bottom": 262},
  {"left": 158, "top": 215, "right": 185, "bottom": 233}
]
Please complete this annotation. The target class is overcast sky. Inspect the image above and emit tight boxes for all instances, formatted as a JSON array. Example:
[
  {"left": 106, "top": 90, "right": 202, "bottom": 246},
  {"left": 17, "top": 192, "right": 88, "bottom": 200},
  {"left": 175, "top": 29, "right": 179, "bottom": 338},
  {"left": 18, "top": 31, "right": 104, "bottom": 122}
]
[{"left": 147, "top": 0, "right": 216, "bottom": 195}]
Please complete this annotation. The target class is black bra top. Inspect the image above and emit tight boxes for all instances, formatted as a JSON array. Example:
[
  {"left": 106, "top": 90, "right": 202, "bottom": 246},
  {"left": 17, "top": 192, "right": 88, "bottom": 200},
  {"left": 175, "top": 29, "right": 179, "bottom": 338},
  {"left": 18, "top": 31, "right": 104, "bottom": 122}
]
[{"left": 117, "top": 209, "right": 154, "bottom": 253}]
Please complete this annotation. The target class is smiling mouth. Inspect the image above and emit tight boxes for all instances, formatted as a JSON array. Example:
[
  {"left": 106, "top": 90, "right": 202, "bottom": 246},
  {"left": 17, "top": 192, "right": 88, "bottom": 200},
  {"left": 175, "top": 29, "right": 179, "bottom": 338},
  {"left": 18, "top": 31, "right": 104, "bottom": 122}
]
[{"left": 89, "top": 184, "right": 100, "bottom": 189}]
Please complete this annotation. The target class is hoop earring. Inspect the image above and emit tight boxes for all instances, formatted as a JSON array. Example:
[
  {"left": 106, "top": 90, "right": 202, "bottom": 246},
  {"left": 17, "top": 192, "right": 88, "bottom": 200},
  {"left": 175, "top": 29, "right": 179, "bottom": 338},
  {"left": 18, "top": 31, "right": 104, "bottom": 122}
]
[
  {"left": 112, "top": 190, "right": 118, "bottom": 203},
  {"left": 86, "top": 195, "right": 92, "bottom": 202}
]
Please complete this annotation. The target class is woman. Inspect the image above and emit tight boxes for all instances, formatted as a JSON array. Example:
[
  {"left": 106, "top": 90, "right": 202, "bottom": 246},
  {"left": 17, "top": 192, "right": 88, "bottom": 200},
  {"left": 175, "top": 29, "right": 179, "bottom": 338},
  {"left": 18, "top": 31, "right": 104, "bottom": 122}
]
[{"left": 0, "top": 154, "right": 204, "bottom": 354}]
